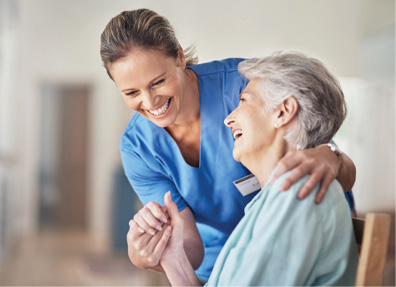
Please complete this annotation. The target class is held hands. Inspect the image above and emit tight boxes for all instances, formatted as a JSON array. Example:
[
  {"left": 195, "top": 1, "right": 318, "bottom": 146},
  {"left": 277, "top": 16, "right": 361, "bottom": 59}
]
[
  {"left": 270, "top": 144, "right": 340, "bottom": 204},
  {"left": 127, "top": 200, "right": 169, "bottom": 270},
  {"left": 126, "top": 192, "right": 184, "bottom": 270}
]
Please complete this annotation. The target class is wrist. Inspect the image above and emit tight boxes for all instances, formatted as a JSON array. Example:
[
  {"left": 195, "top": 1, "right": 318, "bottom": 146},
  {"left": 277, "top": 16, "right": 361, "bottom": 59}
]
[
  {"left": 162, "top": 251, "right": 199, "bottom": 286},
  {"left": 326, "top": 142, "right": 343, "bottom": 169},
  {"left": 161, "top": 249, "right": 188, "bottom": 271}
]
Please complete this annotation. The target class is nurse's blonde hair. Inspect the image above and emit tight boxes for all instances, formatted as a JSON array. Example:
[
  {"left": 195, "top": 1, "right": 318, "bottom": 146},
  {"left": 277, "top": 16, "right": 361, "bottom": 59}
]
[{"left": 100, "top": 8, "right": 198, "bottom": 80}]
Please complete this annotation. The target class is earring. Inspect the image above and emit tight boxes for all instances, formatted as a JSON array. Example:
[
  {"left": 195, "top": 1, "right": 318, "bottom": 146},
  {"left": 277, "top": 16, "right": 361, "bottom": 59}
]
[{"left": 274, "top": 123, "right": 278, "bottom": 128}]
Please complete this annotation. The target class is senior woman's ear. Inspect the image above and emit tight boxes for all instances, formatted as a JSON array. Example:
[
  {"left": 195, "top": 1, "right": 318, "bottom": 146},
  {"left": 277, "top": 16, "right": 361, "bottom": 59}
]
[{"left": 274, "top": 96, "right": 298, "bottom": 128}]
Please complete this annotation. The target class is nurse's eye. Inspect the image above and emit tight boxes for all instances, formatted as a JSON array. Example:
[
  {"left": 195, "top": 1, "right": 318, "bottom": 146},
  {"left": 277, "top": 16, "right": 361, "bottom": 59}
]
[
  {"left": 126, "top": 90, "right": 139, "bottom": 97},
  {"left": 152, "top": 79, "right": 165, "bottom": 87}
]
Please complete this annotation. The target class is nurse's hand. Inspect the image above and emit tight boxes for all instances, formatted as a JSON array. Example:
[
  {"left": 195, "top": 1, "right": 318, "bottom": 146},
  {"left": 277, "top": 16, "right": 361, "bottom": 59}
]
[
  {"left": 132, "top": 201, "right": 169, "bottom": 236},
  {"left": 127, "top": 196, "right": 204, "bottom": 271},
  {"left": 271, "top": 144, "right": 344, "bottom": 203},
  {"left": 127, "top": 201, "right": 169, "bottom": 271},
  {"left": 127, "top": 218, "right": 170, "bottom": 271}
]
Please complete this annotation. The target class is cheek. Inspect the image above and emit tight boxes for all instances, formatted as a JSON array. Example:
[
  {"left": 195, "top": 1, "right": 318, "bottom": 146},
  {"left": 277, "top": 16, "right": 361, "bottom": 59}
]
[
  {"left": 123, "top": 97, "right": 140, "bottom": 111},
  {"left": 169, "top": 73, "right": 184, "bottom": 94},
  {"left": 168, "top": 81, "right": 181, "bottom": 97}
]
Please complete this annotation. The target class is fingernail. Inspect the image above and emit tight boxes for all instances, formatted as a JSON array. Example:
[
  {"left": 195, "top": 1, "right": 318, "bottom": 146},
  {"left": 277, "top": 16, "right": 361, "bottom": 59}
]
[
  {"left": 138, "top": 227, "right": 144, "bottom": 233},
  {"left": 149, "top": 229, "right": 156, "bottom": 235}
]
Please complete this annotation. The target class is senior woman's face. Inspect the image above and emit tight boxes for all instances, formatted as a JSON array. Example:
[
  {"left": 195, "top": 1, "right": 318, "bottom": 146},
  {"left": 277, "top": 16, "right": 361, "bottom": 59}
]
[
  {"left": 224, "top": 78, "right": 276, "bottom": 164},
  {"left": 110, "top": 47, "right": 186, "bottom": 128}
]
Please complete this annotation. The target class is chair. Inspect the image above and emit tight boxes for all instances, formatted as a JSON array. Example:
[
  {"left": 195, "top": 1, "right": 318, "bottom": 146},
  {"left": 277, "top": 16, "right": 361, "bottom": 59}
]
[{"left": 352, "top": 213, "right": 391, "bottom": 286}]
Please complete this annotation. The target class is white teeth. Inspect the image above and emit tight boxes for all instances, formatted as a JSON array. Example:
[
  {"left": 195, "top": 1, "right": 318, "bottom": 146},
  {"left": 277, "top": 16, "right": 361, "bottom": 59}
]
[
  {"left": 233, "top": 130, "right": 242, "bottom": 139},
  {"left": 149, "top": 98, "right": 170, "bottom": 116}
]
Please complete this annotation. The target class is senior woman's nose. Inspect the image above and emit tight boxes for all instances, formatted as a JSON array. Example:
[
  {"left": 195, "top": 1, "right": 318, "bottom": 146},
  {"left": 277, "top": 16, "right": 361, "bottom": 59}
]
[{"left": 224, "top": 113, "right": 235, "bottom": 127}]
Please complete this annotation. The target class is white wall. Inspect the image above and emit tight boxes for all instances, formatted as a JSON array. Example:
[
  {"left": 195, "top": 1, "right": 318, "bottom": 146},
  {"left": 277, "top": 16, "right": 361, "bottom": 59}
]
[{"left": 10, "top": 0, "right": 395, "bottom": 247}]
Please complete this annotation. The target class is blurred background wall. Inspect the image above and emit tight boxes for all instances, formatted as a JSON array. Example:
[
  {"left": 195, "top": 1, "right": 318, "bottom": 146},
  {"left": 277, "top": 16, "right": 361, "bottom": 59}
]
[{"left": 0, "top": 0, "right": 394, "bottom": 285}]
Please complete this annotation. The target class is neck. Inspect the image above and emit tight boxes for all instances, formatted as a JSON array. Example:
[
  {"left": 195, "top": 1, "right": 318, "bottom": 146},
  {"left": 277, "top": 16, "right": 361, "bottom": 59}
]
[
  {"left": 173, "top": 68, "right": 200, "bottom": 127},
  {"left": 244, "top": 136, "right": 292, "bottom": 188}
]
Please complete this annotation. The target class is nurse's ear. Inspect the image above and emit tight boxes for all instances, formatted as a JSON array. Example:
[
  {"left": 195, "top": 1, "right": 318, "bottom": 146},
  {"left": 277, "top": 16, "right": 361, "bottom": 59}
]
[
  {"left": 273, "top": 96, "right": 298, "bottom": 128},
  {"left": 176, "top": 46, "right": 186, "bottom": 69}
]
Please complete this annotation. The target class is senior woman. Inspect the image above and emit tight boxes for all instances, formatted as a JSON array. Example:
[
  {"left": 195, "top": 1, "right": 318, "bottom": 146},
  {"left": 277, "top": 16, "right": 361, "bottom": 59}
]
[
  {"left": 100, "top": 9, "right": 357, "bottom": 279},
  {"left": 157, "top": 52, "right": 359, "bottom": 286}
]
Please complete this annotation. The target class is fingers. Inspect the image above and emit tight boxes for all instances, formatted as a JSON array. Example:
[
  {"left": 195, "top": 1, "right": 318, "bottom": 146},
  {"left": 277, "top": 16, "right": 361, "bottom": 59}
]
[
  {"left": 125, "top": 197, "right": 174, "bottom": 269},
  {"left": 134, "top": 201, "right": 169, "bottom": 235},
  {"left": 164, "top": 192, "right": 180, "bottom": 221},
  {"left": 279, "top": 161, "right": 312, "bottom": 192},
  {"left": 127, "top": 221, "right": 171, "bottom": 268},
  {"left": 274, "top": 147, "right": 339, "bottom": 202},
  {"left": 153, "top": 225, "right": 172, "bottom": 261},
  {"left": 127, "top": 220, "right": 154, "bottom": 252},
  {"left": 315, "top": 173, "right": 333, "bottom": 204},
  {"left": 296, "top": 170, "right": 323, "bottom": 199},
  {"left": 129, "top": 219, "right": 145, "bottom": 236},
  {"left": 271, "top": 151, "right": 300, "bottom": 185},
  {"left": 133, "top": 213, "right": 158, "bottom": 235},
  {"left": 146, "top": 201, "right": 169, "bottom": 223}
]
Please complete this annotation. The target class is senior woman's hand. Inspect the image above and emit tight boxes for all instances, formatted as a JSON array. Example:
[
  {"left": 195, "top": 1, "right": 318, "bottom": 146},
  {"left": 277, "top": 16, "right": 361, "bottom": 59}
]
[
  {"left": 270, "top": 143, "right": 356, "bottom": 203},
  {"left": 160, "top": 192, "right": 201, "bottom": 287}
]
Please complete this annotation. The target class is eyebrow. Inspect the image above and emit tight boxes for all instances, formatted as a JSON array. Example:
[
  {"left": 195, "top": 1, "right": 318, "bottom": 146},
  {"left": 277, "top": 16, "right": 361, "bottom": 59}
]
[{"left": 121, "top": 72, "right": 167, "bottom": 93}]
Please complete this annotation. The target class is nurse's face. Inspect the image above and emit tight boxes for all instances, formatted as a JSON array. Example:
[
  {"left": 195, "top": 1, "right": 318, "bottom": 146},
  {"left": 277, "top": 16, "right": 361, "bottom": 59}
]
[
  {"left": 224, "top": 78, "right": 276, "bottom": 164},
  {"left": 110, "top": 47, "right": 186, "bottom": 128}
]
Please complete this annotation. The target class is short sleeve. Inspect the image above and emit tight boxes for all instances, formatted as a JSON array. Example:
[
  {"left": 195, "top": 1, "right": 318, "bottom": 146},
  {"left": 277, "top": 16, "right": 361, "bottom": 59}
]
[{"left": 120, "top": 147, "right": 188, "bottom": 211}]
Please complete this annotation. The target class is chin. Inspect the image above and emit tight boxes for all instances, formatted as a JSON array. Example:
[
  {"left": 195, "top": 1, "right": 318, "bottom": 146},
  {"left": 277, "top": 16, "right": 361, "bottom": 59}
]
[{"left": 232, "top": 150, "right": 242, "bottom": 163}]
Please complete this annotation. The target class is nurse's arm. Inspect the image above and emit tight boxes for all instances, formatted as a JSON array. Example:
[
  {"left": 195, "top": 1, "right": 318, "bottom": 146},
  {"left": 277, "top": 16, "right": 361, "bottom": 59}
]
[
  {"left": 179, "top": 206, "right": 205, "bottom": 270},
  {"left": 271, "top": 144, "right": 356, "bottom": 203}
]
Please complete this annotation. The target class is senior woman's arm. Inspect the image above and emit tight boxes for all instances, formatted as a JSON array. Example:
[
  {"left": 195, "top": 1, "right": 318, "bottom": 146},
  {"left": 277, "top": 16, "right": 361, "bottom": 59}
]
[
  {"left": 271, "top": 143, "right": 356, "bottom": 203},
  {"left": 160, "top": 192, "right": 202, "bottom": 286}
]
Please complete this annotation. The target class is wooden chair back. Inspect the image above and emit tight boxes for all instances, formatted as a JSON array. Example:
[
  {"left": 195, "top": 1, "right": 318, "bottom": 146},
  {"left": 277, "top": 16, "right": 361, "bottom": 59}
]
[{"left": 352, "top": 213, "right": 391, "bottom": 286}]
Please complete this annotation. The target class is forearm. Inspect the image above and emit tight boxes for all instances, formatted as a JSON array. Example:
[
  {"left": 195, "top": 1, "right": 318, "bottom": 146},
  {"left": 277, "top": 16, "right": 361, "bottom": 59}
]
[
  {"left": 149, "top": 239, "right": 202, "bottom": 273},
  {"left": 336, "top": 153, "right": 356, "bottom": 192},
  {"left": 179, "top": 208, "right": 205, "bottom": 270},
  {"left": 184, "top": 238, "right": 204, "bottom": 270},
  {"left": 162, "top": 250, "right": 201, "bottom": 286}
]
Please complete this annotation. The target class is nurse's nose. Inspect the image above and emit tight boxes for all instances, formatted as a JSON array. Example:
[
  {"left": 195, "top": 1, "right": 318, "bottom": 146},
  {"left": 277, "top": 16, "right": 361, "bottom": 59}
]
[{"left": 141, "top": 90, "right": 157, "bottom": 109}]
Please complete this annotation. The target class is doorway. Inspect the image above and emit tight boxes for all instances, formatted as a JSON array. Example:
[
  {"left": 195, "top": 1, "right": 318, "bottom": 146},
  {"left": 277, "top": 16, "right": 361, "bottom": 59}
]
[{"left": 38, "top": 83, "right": 90, "bottom": 230}]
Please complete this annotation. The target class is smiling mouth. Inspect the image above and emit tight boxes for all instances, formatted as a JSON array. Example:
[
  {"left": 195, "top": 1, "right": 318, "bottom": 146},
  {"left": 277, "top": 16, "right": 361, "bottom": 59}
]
[
  {"left": 148, "top": 98, "right": 171, "bottom": 116},
  {"left": 233, "top": 129, "right": 243, "bottom": 140}
]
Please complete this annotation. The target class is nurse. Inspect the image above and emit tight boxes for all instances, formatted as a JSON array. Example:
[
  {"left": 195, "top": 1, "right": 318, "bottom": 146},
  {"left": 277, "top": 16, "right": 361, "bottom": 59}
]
[{"left": 100, "top": 9, "right": 356, "bottom": 280}]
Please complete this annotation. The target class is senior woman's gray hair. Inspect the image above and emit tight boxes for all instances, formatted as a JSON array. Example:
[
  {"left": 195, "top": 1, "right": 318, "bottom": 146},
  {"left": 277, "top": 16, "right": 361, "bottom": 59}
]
[{"left": 238, "top": 52, "right": 347, "bottom": 150}]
